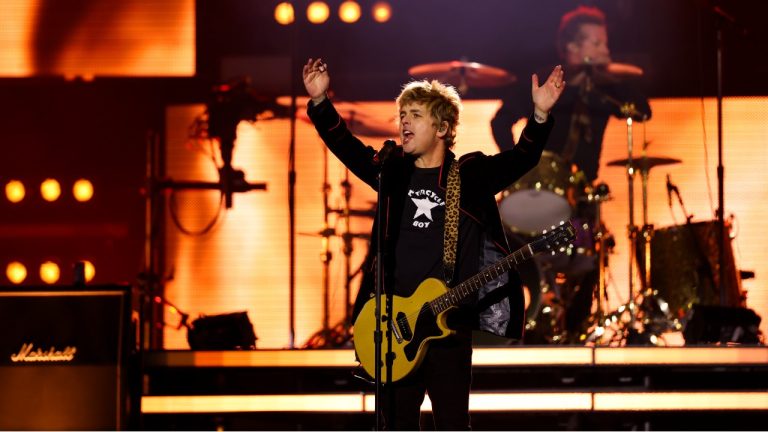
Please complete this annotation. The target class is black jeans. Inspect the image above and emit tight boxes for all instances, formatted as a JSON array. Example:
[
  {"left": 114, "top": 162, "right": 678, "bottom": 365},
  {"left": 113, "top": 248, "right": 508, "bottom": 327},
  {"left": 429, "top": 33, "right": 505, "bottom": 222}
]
[{"left": 381, "top": 330, "right": 473, "bottom": 430}]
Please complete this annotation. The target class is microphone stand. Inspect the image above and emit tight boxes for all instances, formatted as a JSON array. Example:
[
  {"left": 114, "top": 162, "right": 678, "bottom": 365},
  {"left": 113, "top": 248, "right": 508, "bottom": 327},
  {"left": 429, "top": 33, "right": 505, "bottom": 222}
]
[
  {"left": 373, "top": 167, "right": 385, "bottom": 430},
  {"left": 704, "top": 3, "right": 749, "bottom": 306}
]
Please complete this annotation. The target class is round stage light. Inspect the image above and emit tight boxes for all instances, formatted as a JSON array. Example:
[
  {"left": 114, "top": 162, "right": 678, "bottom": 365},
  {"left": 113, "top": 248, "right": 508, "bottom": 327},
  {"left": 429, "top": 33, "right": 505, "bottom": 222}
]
[
  {"left": 274, "top": 2, "right": 295, "bottom": 25},
  {"left": 307, "top": 1, "right": 330, "bottom": 24},
  {"left": 40, "top": 178, "right": 61, "bottom": 202},
  {"left": 372, "top": 2, "right": 392, "bottom": 23},
  {"left": 73, "top": 178, "right": 94, "bottom": 202},
  {"left": 5, "top": 180, "right": 25, "bottom": 203},
  {"left": 6, "top": 262, "right": 27, "bottom": 284},
  {"left": 83, "top": 260, "right": 96, "bottom": 282},
  {"left": 339, "top": 1, "right": 361, "bottom": 23},
  {"left": 40, "top": 261, "right": 60, "bottom": 284}
]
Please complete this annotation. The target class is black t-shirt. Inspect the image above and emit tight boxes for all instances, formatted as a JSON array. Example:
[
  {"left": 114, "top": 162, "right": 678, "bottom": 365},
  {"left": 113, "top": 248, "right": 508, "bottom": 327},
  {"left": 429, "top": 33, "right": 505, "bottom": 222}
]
[{"left": 394, "top": 167, "right": 482, "bottom": 326}]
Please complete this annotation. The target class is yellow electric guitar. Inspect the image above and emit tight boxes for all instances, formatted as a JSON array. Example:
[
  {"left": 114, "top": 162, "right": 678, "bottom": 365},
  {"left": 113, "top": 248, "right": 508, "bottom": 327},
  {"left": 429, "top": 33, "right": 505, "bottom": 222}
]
[{"left": 353, "top": 221, "right": 576, "bottom": 383}]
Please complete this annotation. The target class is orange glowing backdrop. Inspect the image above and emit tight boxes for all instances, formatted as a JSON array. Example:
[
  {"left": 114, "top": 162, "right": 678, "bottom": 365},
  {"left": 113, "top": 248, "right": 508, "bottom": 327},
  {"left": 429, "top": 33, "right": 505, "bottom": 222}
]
[
  {"left": 0, "top": 0, "right": 194, "bottom": 77},
  {"left": 164, "top": 97, "right": 767, "bottom": 349}
]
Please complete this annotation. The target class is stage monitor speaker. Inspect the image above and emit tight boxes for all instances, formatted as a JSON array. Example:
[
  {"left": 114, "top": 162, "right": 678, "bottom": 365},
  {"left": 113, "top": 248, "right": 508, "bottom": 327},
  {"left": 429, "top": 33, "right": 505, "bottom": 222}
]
[
  {"left": 0, "top": 285, "right": 132, "bottom": 430},
  {"left": 683, "top": 304, "right": 762, "bottom": 345}
]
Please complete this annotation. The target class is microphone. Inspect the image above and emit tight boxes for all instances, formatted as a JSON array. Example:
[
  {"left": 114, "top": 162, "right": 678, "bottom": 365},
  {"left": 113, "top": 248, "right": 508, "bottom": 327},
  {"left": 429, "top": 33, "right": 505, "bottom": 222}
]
[
  {"left": 373, "top": 139, "right": 397, "bottom": 165},
  {"left": 666, "top": 174, "right": 673, "bottom": 208}
]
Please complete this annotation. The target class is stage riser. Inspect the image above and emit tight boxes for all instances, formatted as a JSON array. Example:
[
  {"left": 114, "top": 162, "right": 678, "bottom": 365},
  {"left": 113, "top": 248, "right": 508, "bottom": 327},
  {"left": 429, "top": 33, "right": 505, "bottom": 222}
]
[
  {"left": 145, "top": 365, "right": 768, "bottom": 395},
  {"left": 141, "top": 348, "right": 768, "bottom": 430},
  {"left": 141, "top": 411, "right": 768, "bottom": 431}
]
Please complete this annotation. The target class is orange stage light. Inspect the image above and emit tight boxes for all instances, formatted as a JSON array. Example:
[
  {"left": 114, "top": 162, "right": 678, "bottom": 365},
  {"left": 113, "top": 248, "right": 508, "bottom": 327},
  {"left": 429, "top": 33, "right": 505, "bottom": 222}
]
[
  {"left": 339, "top": 1, "right": 361, "bottom": 23},
  {"left": 5, "top": 180, "right": 25, "bottom": 203},
  {"left": 39, "top": 261, "right": 60, "bottom": 284},
  {"left": 40, "top": 179, "right": 61, "bottom": 202},
  {"left": 274, "top": 2, "right": 295, "bottom": 25},
  {"left": 6, "top": 262, "right": 27, "bottom": 284},
  {"left": 372, "top": 2, "right": 392, "bottom": 23},
  {"left": 72, "top": 179, "right": 94, "bottom": 202},
  {"left": 307, "top": 1, "right": 330, "bottom": 24}
]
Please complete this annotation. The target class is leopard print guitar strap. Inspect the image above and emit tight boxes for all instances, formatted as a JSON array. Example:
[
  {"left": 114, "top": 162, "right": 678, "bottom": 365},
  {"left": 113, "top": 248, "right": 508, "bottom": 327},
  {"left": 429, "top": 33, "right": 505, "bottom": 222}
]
[{"left": 443, "top": 160, "right": 460, "bottom": 285}]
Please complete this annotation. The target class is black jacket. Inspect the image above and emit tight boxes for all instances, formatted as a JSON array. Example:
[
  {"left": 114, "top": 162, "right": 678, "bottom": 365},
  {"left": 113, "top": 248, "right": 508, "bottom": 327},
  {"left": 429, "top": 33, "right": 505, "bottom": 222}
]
[{"left": 308, "top": 98, "right": 553, "bottom": 338}]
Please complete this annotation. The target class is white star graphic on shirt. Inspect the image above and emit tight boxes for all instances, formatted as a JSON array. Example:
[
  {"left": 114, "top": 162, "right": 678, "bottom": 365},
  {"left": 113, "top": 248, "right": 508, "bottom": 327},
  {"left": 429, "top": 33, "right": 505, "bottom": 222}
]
[{"left": 411, "top": 197, "right": 439, "bottom": 221}]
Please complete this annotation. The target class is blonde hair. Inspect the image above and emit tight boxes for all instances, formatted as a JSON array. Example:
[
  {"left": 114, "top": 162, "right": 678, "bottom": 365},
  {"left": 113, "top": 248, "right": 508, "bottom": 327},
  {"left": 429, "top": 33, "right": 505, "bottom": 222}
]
[{"left": 396, "top": 80, "right": 462, "bottom": 149}]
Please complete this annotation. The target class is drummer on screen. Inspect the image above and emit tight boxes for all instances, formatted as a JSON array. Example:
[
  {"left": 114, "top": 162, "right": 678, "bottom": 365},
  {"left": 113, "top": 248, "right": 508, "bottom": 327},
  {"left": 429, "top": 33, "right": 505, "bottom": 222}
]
[
  {"left": 491, "top": 5, "right": 651, "bottom": 183},
  {"left": 491, "top": 5, "right": 652, "bottom": 342}
]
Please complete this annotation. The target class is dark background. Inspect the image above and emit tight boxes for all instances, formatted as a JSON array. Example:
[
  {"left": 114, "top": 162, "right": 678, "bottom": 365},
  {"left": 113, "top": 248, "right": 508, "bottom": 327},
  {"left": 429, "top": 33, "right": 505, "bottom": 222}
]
[{"left": 0, "top": 0, "right": 764, "bottom": 286}]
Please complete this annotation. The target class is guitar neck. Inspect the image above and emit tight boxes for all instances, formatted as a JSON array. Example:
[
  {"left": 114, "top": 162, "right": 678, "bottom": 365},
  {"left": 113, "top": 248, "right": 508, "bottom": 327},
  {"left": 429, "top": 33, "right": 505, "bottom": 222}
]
[{"left": 430, "top": 243, "right": 534, "bottom": 314}]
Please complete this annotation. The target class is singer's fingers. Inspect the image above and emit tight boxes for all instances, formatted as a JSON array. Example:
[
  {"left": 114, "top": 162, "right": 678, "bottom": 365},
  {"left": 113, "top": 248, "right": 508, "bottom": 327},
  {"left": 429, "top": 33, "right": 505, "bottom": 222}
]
[
  {"left": 531, "top": 73, "right": 540, "bottom": 92},
  {"left": 546, "top": 65, "right": 562, "bottom": 84}
]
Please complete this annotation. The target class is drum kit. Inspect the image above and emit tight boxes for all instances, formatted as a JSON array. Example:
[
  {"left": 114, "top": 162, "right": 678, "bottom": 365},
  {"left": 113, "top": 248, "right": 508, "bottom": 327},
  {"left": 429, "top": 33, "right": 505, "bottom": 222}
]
[{"left": 299, "top": 58, "right": 743, "bottom": 347}]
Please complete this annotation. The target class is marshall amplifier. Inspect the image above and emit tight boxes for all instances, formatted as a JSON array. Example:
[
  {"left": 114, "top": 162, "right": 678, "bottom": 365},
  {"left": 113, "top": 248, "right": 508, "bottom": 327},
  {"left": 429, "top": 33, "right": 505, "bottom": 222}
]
[{"left": 0, "top": 285, "right": 132, "bottom": 430}]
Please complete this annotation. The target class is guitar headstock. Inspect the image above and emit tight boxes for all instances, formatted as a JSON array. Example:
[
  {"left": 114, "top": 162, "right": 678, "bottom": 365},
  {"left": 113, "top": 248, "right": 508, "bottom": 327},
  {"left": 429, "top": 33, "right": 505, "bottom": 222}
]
[{"left": 530, "top": 220, "right": 577, "bottom": 255}]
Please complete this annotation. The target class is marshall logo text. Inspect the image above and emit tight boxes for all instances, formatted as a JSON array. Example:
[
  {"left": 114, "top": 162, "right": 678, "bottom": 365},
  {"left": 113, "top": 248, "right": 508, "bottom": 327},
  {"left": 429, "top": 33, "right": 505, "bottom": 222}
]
[{"left": 10, "top": 343, "right": 77, "bottom": 362}]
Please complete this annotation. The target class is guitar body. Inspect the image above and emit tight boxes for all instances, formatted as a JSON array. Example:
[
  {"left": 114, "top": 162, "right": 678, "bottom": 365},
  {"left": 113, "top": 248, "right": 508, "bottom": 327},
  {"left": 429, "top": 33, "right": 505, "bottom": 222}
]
[
  {"left": 352, "top": 221, "right": 576, "bottom": 383},
  {"left": 353, "top": 278, "right": 455, "bottom": 383}
]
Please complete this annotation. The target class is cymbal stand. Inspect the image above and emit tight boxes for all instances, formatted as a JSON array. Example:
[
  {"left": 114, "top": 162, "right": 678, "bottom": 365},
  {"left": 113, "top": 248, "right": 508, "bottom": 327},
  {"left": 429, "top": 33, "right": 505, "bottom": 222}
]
[
  {"left": 638, "top": 126, "right": 653, "bottom": 296},
  {"left": 624, "top": 115, "right": 639, "bottom": 331},
  {"left": 596, "top": 191, "right": 607, "bottom": 320},
  {"left": 321, "top": 145, "right": 332, "bottom": 335},
  {"left": 342, "top": 111, "right": 359, "bottom": 325},
  {"left": 636, "top": 125, "right": 678, "bottom": 340},
  {"left": 341, "top": 167, "right": 354, "bottom": 324},
  {"left": 303, "top": 145, "right": 334, "bottom": 348},
  {"left": 305, "top": 121, "right": 358, "bottom": 348},
  {"left": 582, "top": 184, "right": 612, "bottom": 345},
  {"left": 609, "top": 112, "right": 653, "bottom": 345}
]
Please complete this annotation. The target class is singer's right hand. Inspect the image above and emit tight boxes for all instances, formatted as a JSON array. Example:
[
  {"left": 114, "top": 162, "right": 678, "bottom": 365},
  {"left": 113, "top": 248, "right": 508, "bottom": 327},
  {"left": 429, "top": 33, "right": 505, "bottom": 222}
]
[{"left": 303, "top": 58, "right": 330, "bottom": 105}]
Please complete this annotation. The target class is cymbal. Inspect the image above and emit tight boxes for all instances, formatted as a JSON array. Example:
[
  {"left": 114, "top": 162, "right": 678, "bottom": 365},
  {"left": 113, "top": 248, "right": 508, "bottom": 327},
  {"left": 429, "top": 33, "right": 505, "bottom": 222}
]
[
  {"left": 276, "top": 96, "right": 395, "bottom": 137},
  {"left": 606, "top": 156, "right": 682, "bottom": 172},
  {"left": 571, "top": 62, "right": 644, "bottom": 85},
  {"left": 408, "top": 60, "right": 516, "bottom": 92}
]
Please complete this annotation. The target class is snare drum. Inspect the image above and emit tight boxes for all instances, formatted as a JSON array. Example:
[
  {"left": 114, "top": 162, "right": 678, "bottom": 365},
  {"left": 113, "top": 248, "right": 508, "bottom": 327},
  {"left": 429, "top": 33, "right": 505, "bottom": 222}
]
[{"left": 499, "top": 151, "right": 587, "bottom": 235}]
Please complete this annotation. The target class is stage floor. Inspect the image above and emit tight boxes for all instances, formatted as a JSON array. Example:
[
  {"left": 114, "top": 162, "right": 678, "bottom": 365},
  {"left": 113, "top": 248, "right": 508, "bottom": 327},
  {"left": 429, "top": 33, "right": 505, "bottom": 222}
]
[{"left": 140, "top": 345, "right": 768, "bottom": 430}]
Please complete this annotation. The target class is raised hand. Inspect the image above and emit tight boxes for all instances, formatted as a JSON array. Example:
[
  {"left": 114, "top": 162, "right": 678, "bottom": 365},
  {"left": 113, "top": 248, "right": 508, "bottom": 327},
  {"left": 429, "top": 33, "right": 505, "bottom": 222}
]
[
  {"left": 531, "top": 65, "right": 565, "bottom": 119},
  {"left": 303, "top": 58, "right": 330, "bottom": 104}
]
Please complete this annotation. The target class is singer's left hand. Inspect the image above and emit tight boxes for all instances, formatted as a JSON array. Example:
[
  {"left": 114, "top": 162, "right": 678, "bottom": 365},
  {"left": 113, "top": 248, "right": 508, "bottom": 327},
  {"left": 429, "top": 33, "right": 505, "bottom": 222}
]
[{"left": 532, "top": 65, "right": 565, "bottom": 121}]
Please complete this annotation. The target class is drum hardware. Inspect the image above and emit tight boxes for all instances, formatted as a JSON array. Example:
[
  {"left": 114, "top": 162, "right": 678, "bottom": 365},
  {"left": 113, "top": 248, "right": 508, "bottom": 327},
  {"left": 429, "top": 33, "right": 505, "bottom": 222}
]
[
  {"left": 499, "top": 151, "right": 587, "bottom": 236},
  {"left": 408, "top": 59, "right": 516, "bottom": 95},
  {"left": 570, "top": 62, "right": 644, "bottom": 87},
  {"left": 304, "top": 119, "right": 376, "bottom": 349},
  {"left": 596, "top": 125, "right": 684, "bottom": 344},
  {"left": 577, "top": 182, "right": 624, "bottom": 345}
]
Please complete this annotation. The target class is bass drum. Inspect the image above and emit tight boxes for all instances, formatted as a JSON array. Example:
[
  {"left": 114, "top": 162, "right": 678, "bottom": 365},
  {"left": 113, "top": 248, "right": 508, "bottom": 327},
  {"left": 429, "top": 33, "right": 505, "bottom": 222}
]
[
  {"left": 650, "top": 220, "right": 743, "bottom": 318},
  {"left": 506, "top": 230, "right": 567, "bottom": 344},
  {"left": 499, "top": 151, "right": 587, "bottom": 235}
]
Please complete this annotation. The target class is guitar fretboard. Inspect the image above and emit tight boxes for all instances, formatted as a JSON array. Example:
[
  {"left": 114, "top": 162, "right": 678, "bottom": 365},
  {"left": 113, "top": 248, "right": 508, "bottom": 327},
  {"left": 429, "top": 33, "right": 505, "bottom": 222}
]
[
  {"left": 429, "top": 244, "right": 533, "bottom": 314},
  {"left": 427, "top": 222, "right": 574, "bottom": 315}
]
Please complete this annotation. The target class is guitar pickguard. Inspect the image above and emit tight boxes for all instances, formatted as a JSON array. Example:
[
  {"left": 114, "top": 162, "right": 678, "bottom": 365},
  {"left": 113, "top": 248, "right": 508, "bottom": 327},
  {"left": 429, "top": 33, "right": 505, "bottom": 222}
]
[{"left": 403, "top": 305, "right": 442, "bottom": 362}]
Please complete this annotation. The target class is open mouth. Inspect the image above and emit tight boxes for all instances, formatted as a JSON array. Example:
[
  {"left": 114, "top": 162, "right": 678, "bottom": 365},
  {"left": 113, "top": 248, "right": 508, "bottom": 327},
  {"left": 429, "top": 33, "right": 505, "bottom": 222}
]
[{"left": 402, "top": 130, "right": 414, "bottom": 143}]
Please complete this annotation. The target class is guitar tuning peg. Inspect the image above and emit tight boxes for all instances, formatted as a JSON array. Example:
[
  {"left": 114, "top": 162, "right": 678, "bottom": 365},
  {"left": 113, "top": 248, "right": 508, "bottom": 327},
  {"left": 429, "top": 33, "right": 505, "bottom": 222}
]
[{"left": 559, "top": 220, "right": 564, "bottom": 225}]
